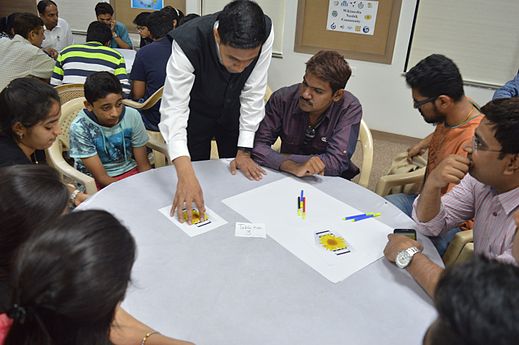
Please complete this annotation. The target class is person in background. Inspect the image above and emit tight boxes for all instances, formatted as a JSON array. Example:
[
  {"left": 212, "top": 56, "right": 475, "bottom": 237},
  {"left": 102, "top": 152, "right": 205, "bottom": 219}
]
[
  {"left": 384, "top": 98, "right": 519, "bottom": 297},
  {"left": 178, "top": 13, "right": 200, "bottom": 27},
  {"left": 160, "top": 0, "right": 273, "bottom": 223},
  {"left": 385, "top": 54, "right": 483, "bottom": 256},
  {"left": 69, "top": 72, "right": 151, "bottom": 189},
  {"left": 95, "top": 2, "right": 132, "bottom": 49},
  {"left": 133, "top": 12, "right": 152, "bottom": 48},
  {"left": 423, "top": 256, "right": 519, "bottom": 345},
  {"left": 493, "top": 70, "right": 519, "bottom": 100},
  {"left": 0, "top": 13, "right": 54, "bottom": 90},
  {"left": 252, "top": 50, "right": 362, "bottom": 179},
  {"left": 160, "top": 5, "right": 184, "bottom": 28},
  {"left": 50, "top": 21, "right": 130, "bottom": 95},
  {"left": 37, "top": 0, "right": 74, "bottom": 57},
  {"left": 130, "top": 10, "right": 174, "bottom": 131},
  {"left": 0, "top": 13, "right": 18, "bottom": 39}
]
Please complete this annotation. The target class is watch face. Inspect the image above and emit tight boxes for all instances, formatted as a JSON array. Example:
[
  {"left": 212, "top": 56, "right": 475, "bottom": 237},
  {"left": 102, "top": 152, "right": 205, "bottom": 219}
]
[{"left": 396, "top": 250, "right": 411, "bottom": 269}]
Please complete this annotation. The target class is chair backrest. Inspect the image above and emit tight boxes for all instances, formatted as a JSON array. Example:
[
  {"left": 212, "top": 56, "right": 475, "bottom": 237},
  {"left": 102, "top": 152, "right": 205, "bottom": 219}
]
[
  {"left": 55, "top": 83, "right": 85, "bottom": 104},
  {"left": 357, "top": 119, "right": 374, "bottom": 188},
  {"left": 122, "top": 86, "right": 164, "bottom": 110},
  {"left": 264, "top": 85, "right": 273, "bottom": 102},
  {"left": 57, "top": 97, "right": 86, "bottom": 151}
]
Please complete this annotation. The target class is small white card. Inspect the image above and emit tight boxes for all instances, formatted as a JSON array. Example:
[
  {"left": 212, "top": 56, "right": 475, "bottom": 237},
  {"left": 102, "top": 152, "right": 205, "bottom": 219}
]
[
  {"left": 235, "top": 222, "right": 267, "bottom": 238},
  {"left": 158, "top": 206, "right": 227, "bottom": 237}
]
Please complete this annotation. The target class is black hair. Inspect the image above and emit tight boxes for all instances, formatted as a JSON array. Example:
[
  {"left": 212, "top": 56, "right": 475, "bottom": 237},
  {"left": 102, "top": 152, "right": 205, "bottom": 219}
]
[
  {"left": 178, "top": 13, "right": 200, "bottom": 27},
  {"left": 86, "top": 21, "right": 112, "bottom": 45},
  {"left": 0, "top": 165, "right": 68, "bottom": 281},
  {"left": 146, "top": 11, "right": 173, "bottom": 40},
  {"left": 37, "top": 0, "right": 57, "bottom": 14},
  {"left": 406, "top": 54, "right": 465, "bottom": 102},
  {"left": 95, "top": 2, "right": 114, "bottom": 16},
  {"left": 429, "top": 256, "right": 519, "bottom": 345},
  {"left": 217, "top": 0, "right": 267, "bottom": 49},
  {"left": 12, "top": 12, "right": 44, "bottom": 39},
  {"left": 480, "top": 97, "right": 519, "bottom": 158},
  {"left": 306, "top": 50, "right": 352, "bottom": 93},
  {"left": 84, "top": 71, "right": 123, "bottom": 104},
  {"left": 132, "top": 11, "right": 150, "bottom": 26},
  {"left": 0, "top": 13, "right": 19, "bottom": 37},
  {"left": 0, "top": 78, "right": 60, "bottom": 137},
  {"left": 160, "top": 5, "right": 184, "bottom": 27},
  {"left": 4, "top": 210, "right": 136, "bottom": 345}
]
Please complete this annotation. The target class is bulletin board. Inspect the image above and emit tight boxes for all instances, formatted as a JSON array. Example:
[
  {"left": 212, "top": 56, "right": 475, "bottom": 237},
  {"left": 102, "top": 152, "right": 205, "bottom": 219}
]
[
  {"left": 294, "top": 0, "right": 402, "bottom": 64},
  {"left": 112, "top": 0, "right": 186, "bottom": 33}
]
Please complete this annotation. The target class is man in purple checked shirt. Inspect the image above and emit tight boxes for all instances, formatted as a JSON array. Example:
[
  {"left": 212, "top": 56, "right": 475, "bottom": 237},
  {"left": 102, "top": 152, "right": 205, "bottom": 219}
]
[{"left": 252, "top": 50, "right": 362, "bottom": 179}]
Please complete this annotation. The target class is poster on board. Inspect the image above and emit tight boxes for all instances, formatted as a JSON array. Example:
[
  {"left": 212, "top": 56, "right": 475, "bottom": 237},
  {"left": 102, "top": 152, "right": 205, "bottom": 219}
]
[
  {"left": 131, "top": 0, "right": 164, "bottom": 10},
  {"left": 326, "top": 0, "right": 379, "bottom": 35}
]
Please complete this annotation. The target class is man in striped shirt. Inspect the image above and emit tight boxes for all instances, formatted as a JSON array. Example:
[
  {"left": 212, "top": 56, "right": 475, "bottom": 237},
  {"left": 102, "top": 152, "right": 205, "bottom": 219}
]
[
  {"left": 384, "top": 97, "right": 519, "bottom": 297},
  {"left": 50, "top": 21, "right": 130, "bottom": 95}
]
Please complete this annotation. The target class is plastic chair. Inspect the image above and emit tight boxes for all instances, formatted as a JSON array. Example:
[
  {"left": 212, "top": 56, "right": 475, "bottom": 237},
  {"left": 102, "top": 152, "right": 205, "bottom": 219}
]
[
  {"left": 122, "top": 87, "right": 168, "bottom": 167},
  {"left": 442, "top": 230, "right": 474, "bottom": 267},
  {"left": 375, "top": 156, "right": 426, "bottom": 196},
  {"left": 54, "top": 83, "right": 85, "bottom": 104},
  {"left": 121, "top": 86, "right": 163, "bottom": 110},
  {"left": 357, "top": 119, "right": 374, "bottom": 188},
  {"left": 46, "top": 97, "right": 97, "bottom": 194}
]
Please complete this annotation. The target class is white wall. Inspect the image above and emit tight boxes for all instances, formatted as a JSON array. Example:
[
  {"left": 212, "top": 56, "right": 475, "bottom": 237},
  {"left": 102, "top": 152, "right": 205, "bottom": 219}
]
[{"left": 184, "top": 0, "right": 497, "bottom": 138}]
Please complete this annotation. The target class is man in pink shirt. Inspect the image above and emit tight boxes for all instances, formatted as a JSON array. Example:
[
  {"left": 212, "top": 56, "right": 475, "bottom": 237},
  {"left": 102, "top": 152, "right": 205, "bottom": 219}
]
[{"left": 384, "top": 97, "right": 519, "bottom": 297}]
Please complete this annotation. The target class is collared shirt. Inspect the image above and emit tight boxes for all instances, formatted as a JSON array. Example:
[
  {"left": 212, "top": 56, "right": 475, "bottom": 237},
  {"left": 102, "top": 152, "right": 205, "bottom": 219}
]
[
  {"left": 110, "top": 21, "right": 133, "bottom": 49},
  {"left": 50, "top": 41, "right": 130, "bottom": 95},
  {"left": 252, "top": 84, "right": 362, "bottom": 178},
  {"left": 41, "top": 17, "right": 74, "bottom": 52},
  {"left": 159, "top": 23, "right": 274, "bottom": 161},
  {"left": 0, "top": 34, "right": 54, "bottom": 90},
  {"left": 413, "top": 174, "right": 519, "bottom": 264}
]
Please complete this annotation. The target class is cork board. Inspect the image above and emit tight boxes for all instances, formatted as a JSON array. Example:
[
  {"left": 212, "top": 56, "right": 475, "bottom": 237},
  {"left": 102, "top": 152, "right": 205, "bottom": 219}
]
[
  {"left": 294, "top": 0, "right": 402, "bottom": 64},
  {"left": 111, "top": 0, "right": 186, "bottom": 34}
]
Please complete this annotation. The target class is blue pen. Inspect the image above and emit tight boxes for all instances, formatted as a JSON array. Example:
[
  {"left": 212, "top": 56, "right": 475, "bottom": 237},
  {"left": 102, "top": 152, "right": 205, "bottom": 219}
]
[
  {"left": 343, "top": 213, "right": 367, "bottom": 220},
  {"left": 351, "top": 214, "right": 377, "bottom": 222}
]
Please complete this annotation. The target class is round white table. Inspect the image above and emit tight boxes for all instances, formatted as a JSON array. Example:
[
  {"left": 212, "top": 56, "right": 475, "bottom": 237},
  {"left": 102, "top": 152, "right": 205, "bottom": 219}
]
[
  {"left": 115, "top": 48, "right": 136, "bottom": 73},
  {"left": 79, "top": 160, "right": 441, "bottom": 345}
]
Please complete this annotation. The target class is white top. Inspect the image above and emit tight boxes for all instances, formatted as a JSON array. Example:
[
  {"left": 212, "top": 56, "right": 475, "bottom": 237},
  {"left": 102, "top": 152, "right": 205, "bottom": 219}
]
[
  {"left": 42, "top": 17, "right": 74, "bottom": 52},
  {"left": 159, "top": 25, "right": 274, "bottom": 161},
  {"left": 0, "top": 34, "right": 55, "bottom": 90}
]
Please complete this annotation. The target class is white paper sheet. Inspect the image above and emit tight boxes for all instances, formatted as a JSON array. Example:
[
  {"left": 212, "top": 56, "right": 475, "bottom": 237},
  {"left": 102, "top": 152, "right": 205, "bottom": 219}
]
[
  {"left": 235, "top": 222, "right": 267, "bottom": 238},
  {"left": 158, "top": 206, "right": 227, "bottom": 237},
  {"left": 222, "top": 177, "right": 394, "bottom": 283}
]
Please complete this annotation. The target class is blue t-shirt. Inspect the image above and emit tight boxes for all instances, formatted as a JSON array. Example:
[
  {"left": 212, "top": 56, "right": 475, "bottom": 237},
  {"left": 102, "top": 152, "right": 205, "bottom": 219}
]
[
  {"left": 69, "top": 106, "right": 148, "bottom": 177},
  {"left": 110, "top": 21, "right": 133, "bottom": 49},
  {"left": 130, "top": 37, "right": 171, "bottom": 131}
]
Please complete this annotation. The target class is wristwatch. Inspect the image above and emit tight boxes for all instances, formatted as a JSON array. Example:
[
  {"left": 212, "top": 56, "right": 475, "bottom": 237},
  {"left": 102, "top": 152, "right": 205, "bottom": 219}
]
[{"left": 395, "top": 246, "right": 421, "bottom": 269}]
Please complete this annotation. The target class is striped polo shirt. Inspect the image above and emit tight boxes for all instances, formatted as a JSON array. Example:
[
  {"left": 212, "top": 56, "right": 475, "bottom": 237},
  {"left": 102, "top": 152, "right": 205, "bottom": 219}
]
[
  {"left": 50, "top": 41, "right": 130, "bottom": 95},
  {"left": 413, "top": 174, "right": 519, "bottom": 264}
]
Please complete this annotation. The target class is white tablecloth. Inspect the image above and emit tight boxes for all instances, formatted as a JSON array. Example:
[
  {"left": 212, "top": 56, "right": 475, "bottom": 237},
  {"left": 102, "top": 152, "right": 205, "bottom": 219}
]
[{"left": 79, "top": 160, "right": 442, "bottom": 345}]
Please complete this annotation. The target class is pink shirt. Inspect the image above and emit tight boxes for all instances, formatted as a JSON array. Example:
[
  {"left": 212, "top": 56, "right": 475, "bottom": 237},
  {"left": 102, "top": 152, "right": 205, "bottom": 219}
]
[
  {"left": 412, "top": 174, "right": 519, "bottom": 264},
  {"left": 0, "top": 313, "right": 12, "bottom": 344}
]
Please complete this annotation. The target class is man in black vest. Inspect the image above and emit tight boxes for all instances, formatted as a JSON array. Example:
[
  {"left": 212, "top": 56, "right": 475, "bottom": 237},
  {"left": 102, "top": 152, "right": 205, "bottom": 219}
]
[{"left": 159, "top": 0, "right": 273, "bottom": 223}]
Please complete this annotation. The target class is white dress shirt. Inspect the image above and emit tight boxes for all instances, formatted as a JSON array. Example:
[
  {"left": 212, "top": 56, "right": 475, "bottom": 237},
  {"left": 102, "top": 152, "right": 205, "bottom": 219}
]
[
  {"left": 42, "top": 17, "right": 74, "bottom": 53},
  {"left": 159, "top": 25, "right": 274, "bottom": 161}
]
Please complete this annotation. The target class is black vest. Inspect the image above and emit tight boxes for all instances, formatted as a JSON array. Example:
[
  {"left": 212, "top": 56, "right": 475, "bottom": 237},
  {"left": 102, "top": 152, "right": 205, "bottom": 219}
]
[{"left": 168, "top": 13, "right": 272, "bottom": 130}]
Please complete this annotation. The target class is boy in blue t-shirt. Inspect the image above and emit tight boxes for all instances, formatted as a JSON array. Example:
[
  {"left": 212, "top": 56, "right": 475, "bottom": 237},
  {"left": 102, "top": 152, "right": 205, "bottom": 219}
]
[{"left": 69, "top": 71, "right": 151, "bottom": 189}]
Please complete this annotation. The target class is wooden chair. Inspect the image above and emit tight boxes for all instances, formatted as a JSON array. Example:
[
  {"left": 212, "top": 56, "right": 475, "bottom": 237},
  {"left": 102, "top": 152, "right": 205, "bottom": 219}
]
[{"left": 54, "top": 83, "right": 85, "bottom": 104}]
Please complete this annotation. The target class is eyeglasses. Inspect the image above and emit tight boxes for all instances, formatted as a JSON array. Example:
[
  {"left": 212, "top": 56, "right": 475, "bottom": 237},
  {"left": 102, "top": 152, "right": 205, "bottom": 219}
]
[
  {"left": 413, "top": 96, "right": 437, "bottom": 109},
  {"left": 472, "top": 136, "right": 502, "bottom": 152},
  {"left": 136, "top": 26, "right": 146, "bottom": 31}
]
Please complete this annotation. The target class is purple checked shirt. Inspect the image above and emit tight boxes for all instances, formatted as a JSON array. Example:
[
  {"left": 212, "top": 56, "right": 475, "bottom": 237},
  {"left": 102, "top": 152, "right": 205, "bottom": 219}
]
[
  {"left": 412, "top": 174, "right": 519, "bottom": 264},
  {"left": 252, "top": 84, "right": 362, "bottom": 179}
]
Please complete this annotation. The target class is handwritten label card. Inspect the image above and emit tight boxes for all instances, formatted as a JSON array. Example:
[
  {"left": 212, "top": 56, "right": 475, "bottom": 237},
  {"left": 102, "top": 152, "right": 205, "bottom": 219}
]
[{"left": 235, "top": 222, "right": 267, "bottom": 238}]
